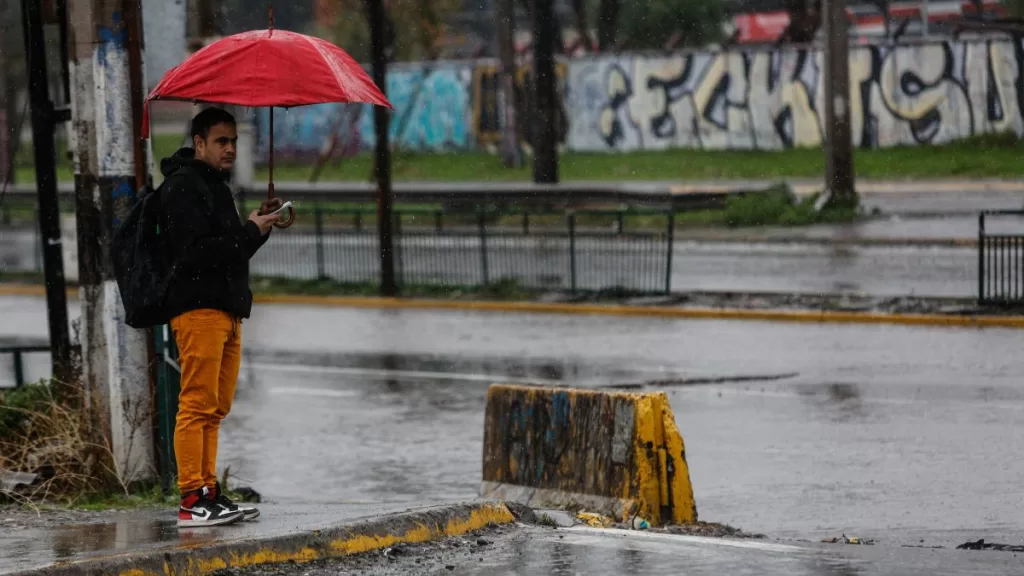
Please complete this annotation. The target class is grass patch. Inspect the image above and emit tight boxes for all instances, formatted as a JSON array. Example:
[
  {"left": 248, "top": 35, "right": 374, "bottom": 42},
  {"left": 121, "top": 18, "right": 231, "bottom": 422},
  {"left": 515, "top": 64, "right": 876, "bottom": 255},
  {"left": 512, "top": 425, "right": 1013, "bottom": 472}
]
[
  {"left": 0, "top": 378, "right": 176, "bottom": 508},
  {"left": 72, "top": 482, "right": 178, "bottom": 511},
  {"left": 9, "top": 132, "right": 1024, "bottom": 185}
]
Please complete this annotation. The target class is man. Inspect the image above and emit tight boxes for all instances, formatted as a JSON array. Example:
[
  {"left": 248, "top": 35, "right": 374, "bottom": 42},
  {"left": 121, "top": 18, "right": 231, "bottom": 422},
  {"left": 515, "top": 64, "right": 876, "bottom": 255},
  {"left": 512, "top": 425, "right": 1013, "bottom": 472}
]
[{"left": 160, "top": 107, "right": 282, "bottom": 527}]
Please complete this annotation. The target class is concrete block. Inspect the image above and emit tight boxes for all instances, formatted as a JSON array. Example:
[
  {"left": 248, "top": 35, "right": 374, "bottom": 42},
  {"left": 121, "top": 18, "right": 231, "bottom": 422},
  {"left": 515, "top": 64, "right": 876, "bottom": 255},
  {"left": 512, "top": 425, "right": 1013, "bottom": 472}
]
[{"left": 480, "top": 384, "right": 697, "bottom": 527}]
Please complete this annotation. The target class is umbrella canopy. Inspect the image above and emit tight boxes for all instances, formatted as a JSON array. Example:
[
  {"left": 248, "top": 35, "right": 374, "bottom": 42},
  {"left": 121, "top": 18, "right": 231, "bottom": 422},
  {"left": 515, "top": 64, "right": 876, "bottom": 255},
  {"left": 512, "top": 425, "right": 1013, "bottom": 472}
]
[{"left": 141, "top": 28, "right": 392, "bottom": 138}]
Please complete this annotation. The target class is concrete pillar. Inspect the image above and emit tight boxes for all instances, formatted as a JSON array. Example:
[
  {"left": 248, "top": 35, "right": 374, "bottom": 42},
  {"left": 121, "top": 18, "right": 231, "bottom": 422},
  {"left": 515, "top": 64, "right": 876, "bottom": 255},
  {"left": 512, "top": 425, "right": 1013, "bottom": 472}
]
[{"left": 69, "top": 0, "right": 155, "bottom": 483}]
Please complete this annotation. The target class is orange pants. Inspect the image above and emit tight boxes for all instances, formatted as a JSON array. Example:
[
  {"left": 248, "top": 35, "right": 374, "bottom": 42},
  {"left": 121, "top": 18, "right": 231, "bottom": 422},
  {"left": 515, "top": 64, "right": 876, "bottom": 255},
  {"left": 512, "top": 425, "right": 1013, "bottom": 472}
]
[{"left": 170, "top": 309, "right": 242, "bottom": 494}]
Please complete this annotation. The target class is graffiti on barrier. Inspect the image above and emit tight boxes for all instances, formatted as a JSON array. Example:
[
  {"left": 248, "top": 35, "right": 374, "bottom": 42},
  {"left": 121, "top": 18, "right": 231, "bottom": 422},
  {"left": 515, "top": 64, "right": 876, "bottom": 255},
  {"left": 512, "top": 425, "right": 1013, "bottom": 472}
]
[
  {"left": 567, "top": 39, "right": 1024, "bottom": 152},
  {"left": 358, "top": 64, "right": 473, "bottom": 151},
  {"left": 252, "top": 39, "right": 1024, "bottom": 158},
  {"left": 473, "top": 62, "right": 570, "bottom": 149},
  {"left": 255, "top": 103, "right": 362, "bottom": 161},
  {"left": 255, "top": 63, "right": 472, "bottom": 160}
]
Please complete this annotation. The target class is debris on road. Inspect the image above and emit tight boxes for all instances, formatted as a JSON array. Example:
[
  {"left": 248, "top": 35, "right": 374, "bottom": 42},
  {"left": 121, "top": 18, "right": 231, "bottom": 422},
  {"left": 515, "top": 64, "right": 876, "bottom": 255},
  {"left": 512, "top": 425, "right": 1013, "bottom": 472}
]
[
  {"left": 956, "top": 539, "right": 1024, "bottom": 552},
  {"left": 822, "top": 534, "right": 875, "bottom": 545},
  {"left": 577, "top": 512, "right": 614, "bottom": 528},
  {"left": 647, "top": 521, "right": 765, "bottom": 539}
]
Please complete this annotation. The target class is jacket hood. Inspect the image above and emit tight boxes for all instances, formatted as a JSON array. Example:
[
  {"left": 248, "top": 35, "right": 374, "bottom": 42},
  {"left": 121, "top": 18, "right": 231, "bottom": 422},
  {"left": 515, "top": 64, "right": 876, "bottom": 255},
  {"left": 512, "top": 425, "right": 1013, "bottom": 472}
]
[{"left": 160, "top": 147, "right": 196, "bottom": 177}]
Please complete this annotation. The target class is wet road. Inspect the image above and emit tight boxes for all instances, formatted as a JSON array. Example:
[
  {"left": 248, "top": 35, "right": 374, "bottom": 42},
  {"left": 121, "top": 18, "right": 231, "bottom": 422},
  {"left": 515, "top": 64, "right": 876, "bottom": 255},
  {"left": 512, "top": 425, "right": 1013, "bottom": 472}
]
[
  {"left": 6, "top": 297, "right": 1024, "bottom": 549},
  {"left": 0, "top": 226, "right": 981, "bottom": 297},
  {"left": 424, "top": 525, "right": 1024, "bottom": 576}
]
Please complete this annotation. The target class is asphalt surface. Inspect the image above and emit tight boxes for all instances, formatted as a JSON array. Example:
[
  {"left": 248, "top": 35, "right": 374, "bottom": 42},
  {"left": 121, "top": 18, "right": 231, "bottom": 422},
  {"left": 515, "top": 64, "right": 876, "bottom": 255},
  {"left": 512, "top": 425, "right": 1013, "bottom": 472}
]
[
  {"left": 6, "top": 297, "right": 1024, "bottom": 550},
  {"left": 218, "top": 524, "right": 1024, "bottom": 576}
]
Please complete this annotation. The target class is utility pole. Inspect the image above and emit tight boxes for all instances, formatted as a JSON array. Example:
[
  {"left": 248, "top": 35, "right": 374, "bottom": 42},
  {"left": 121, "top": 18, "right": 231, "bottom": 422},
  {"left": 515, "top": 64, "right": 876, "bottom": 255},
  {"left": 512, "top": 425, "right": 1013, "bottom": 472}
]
[
  {"left": 365, "top": 0, "right": 397, "bottom": 296},
  {"left": 21, "top": 0, "right": 73, "bottom": 384},
  {"left": 495, "top": 0, "right": 522, "bottom": 169},
  {"left": 822, "top": 0, "right": 857, "bottom": 210},
  {"left": 69, "top": 0, "right": 155, "bottom": 482},
  {"left": 0, "top": 0, "right": 10, "bottom": 188},
  {"left": 532, "top": 0, "right": 559, "bottom": 183}
]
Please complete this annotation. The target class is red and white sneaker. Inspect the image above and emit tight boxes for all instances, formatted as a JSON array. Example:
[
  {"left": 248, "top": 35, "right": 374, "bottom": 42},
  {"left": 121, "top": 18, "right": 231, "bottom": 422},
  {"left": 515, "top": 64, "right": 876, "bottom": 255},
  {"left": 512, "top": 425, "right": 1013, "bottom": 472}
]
[
  {"left": 178, "top": 487, "right": 244, "bottom": 528},
  {"left": 212, "top": 481, "right": 260, "bottom": 521}
]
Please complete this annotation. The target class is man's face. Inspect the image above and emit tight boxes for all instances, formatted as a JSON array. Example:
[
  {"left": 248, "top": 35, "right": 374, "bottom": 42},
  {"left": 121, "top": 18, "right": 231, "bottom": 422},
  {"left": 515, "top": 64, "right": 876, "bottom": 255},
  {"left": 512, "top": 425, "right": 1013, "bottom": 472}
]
[{"left": 194, "top": 122, "right": 237, "bottom": 172}]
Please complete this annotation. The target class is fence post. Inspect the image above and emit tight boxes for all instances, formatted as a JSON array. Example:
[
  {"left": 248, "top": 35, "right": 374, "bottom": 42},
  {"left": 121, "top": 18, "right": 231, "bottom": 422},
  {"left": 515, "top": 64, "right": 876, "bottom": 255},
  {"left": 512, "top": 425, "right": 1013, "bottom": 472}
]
[
  {"left": 153, "top": 325, "right": 181, "bottom": 494},
  {"left": 568, "top": 212, "right": 577, "bottom": 293},
  {"left": 978, "top": 212, "right": 985, "bottom": 304},
  {"left": 665, "top": 210, "right": 675, "bottom": 294},
  {"left": 315, "top": 205, "right": 326, "bottom": 280},
  {"left": 13, "top": 350, "right": 24, "bottom": 388},
  {"left": 394, "top": 212, "right": 404, "bottom": 289},
  {"left": 522, "top": 212, "right": 530, "bottom": 235},
  {"left": 478, "top": 211, "right": 490, "bottom": 286}
]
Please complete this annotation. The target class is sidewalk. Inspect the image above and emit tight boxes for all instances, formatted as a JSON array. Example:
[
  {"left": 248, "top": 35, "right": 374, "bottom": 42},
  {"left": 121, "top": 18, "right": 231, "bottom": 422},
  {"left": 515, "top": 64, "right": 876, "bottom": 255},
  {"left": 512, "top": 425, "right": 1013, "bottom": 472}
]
[{"left": 0, "top": 501, "right": 514, "bottom": 575}]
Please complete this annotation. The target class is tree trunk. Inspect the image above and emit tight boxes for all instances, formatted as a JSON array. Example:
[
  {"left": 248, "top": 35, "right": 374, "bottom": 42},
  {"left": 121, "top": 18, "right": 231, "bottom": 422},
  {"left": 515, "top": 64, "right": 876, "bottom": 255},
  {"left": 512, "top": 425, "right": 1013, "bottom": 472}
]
[
  {"left": 532, "top": 0, "right": 558, "bottom": 183},
  {"left": 570, "top": 0, "right": 593, "bottom": 51},
  {"left": 596, "top": 0, "right": 619, "bottom": 51},
  {"left": 496, "top": 0, "right": 522, "bottom": 168}
]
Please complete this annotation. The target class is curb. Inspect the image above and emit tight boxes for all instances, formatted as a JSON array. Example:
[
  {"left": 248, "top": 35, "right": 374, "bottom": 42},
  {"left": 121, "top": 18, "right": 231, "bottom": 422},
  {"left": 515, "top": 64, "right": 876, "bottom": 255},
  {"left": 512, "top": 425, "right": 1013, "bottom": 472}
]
[
  {"left": 2, "top": 283, "right": 1021, "bottom": 329},
  {"left": 250, "top": 294, "right": 1024, "bottom": 329},
  {"left": 13, "top": 502, "right": 515, "bottom": 576}
]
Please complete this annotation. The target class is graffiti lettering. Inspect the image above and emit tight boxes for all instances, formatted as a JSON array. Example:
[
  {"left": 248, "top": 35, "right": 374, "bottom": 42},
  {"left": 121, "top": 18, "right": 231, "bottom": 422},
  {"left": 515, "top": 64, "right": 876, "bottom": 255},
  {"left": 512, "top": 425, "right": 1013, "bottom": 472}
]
[{"left": 252, "top": 39, "right": 1024, "bottom": 158}]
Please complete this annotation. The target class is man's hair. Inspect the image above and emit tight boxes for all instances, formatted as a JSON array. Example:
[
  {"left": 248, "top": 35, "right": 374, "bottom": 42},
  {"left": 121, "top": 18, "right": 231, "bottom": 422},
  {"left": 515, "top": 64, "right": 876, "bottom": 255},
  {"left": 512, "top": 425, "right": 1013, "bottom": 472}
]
[{"left": 190, "top": 107, "right": 236, "bottom": 142}]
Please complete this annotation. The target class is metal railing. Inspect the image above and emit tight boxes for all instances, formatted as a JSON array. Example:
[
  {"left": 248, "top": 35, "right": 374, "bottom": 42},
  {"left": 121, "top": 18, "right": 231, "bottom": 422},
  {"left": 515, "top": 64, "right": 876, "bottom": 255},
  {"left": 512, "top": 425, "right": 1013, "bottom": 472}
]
[
  {"left": 250, "top": 207, "right": 676, "bottom": 295},
  {"left": 0, "top": 345, "right": 50, "bottom": 389},
  {"left": 6, "top": 203, "right": 678, "bottom": 296},
  {"left": 978, "top": 211, "right": 1024, "bottom": 307}
]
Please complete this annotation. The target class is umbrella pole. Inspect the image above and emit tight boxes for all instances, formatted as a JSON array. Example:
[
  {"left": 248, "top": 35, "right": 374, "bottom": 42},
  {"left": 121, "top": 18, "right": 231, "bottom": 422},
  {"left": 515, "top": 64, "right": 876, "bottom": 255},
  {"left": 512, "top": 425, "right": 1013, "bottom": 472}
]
[
  {"left": 269, "top": 106, "right": 294, "bottom": 228},
  {"left": 269, "top": 106, "right": 274, "bottom": 198}
]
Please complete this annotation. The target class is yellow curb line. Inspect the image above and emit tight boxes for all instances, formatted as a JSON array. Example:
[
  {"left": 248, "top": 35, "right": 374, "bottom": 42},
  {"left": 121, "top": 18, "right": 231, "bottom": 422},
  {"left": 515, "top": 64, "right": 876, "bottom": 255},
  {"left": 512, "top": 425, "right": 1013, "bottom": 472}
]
[
  {"left": 3, "top": 283, "right": 1020, "bottom": 329},
  {"left": 249, "top": 293, "right": 1024, "bottom": 329},
  {"left": 22, "top": 502, "right": 516, "bottom": 576}
]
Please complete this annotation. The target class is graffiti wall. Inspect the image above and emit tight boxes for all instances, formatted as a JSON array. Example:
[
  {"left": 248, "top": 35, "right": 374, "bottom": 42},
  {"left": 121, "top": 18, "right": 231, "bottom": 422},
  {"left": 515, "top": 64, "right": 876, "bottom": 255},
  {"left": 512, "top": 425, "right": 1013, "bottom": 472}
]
[
  {"left": 255, "top": 39, "right": 1024, "bottom": 159},
  {"left": 568, "top": 39, "right": 1024, "bottom": 152}
]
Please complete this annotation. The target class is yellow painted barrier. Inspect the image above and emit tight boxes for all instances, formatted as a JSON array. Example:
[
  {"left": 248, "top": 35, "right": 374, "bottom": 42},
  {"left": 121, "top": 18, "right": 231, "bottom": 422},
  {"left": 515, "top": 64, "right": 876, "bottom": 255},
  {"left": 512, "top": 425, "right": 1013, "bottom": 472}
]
[{"left": 480, "top": 384, "right": 696, "bottom": 527}]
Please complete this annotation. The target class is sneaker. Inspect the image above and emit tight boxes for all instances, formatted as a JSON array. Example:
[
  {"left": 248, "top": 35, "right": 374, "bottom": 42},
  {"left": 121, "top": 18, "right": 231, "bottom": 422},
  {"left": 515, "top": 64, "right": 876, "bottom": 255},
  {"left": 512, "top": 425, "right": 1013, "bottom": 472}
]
[
  {"left": 178, "top": 487, "right": 244, "bottom": 528},
  {"left": 212, "top": 481, "right": 260, "bottom": 521}
]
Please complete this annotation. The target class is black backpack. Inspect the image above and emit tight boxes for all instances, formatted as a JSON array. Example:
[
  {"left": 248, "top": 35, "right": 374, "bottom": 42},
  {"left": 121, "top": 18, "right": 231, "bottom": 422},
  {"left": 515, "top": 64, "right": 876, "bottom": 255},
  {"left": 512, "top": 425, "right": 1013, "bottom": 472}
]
[{"left": 112, "top": 176, "right": 177, "bottom": 329}]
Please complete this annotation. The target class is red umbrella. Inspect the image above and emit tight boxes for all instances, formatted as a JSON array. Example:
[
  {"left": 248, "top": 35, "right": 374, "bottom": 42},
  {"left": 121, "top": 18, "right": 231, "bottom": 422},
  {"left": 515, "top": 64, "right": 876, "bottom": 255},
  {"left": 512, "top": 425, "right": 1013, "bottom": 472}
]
[{"left": 142, "top": 8, "right": 392, "bottom": 227}]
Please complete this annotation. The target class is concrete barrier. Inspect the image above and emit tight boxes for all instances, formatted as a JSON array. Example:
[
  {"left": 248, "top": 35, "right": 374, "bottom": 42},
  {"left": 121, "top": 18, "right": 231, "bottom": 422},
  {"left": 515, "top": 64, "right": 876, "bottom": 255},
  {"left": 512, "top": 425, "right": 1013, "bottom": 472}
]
[{"left": 480, "top": 384, "right": 696, "bottom": 527}]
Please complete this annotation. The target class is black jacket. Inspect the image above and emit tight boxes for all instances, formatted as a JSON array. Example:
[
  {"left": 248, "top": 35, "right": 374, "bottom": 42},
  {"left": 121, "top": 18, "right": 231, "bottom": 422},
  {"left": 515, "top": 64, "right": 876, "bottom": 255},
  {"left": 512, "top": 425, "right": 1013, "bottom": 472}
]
[{"left": 159, "top": 147, "right": 269, "bottom": 320}]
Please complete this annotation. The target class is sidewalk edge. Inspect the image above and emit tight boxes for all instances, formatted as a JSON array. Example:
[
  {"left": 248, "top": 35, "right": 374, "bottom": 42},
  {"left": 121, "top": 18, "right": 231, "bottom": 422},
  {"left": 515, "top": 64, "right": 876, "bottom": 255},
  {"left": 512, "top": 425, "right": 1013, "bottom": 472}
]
[
  {"left": 12, "top": 501, "right": 515, "bottom": 576},
  {"left": 251, "top": 295, "right": 1024, "bottom": 328},
  {"left": 2, "top": 284, "right": 1019, "bottom": 329}
]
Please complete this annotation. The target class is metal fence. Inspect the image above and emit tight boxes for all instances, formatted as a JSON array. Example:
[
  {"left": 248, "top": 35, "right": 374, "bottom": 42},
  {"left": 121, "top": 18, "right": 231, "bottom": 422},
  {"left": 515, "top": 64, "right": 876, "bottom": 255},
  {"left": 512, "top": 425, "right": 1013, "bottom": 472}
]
[
  {"left": 978, "top": 211, "right": 1024, "bottom": 307},
  {"left": 252, "top": 207, "right": 675, "bottom": 294},
  {"left": 0, "top": 345, "right": 50, "bottom": 389},
  {"left": 6, "top": 201, "right": 677, "bottom": 295}
]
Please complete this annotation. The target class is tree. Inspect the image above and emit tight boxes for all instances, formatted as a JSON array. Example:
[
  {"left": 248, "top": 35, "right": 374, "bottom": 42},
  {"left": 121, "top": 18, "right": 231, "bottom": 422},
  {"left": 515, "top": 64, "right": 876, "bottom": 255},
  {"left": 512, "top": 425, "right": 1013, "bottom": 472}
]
[
  {"left": 594, "top": 0, "right": 725, "bottom": 52},
  {"left": 0, "top": 0, "right": 25, "bottom": 185},
  {"left": 324, "top": 0, "right": 459, "bottom": 63},
  {"left": 776, "top": 0, "right": 821, "bottom": 45}
]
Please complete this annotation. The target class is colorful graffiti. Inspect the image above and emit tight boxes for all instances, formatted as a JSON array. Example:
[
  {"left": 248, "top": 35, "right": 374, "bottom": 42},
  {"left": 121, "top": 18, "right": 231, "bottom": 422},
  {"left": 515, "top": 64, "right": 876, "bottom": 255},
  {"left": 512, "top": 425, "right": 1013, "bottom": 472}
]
[
  {"left": 358, "top": 64, "right": 473, "bottom": 150},
  {"left": 568, "top": 39, "right": 1024, "bottom": 152},
  {"left": 254, "top": 39, "right": 1024, "bottom": 159},
  {"left": 473, "top": 62, "right": 570, "bottom": 149}
]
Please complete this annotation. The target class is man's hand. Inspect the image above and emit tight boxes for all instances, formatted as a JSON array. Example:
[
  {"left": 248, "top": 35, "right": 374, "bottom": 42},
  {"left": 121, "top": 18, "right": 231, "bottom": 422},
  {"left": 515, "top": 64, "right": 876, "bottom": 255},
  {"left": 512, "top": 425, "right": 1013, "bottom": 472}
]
[
  {"left": 248, "top": 209, "right": 280, "bottom": 235},
  {"left": 259, "top": 198, "right": 283, "bottom": 215}
]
